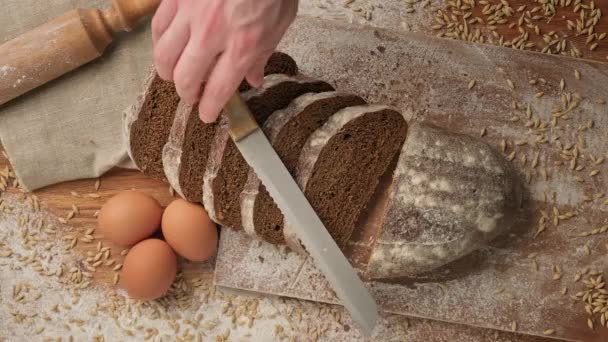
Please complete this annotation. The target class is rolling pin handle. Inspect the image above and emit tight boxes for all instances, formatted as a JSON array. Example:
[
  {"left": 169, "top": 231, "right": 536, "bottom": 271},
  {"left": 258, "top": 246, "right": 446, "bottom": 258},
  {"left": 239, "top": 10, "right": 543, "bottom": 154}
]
[
  {"left": 102, "top": 0, "right": 162, "bottom": 33},
  {"left": 0, "top": 0, "right": 162, "bottom": 107}
]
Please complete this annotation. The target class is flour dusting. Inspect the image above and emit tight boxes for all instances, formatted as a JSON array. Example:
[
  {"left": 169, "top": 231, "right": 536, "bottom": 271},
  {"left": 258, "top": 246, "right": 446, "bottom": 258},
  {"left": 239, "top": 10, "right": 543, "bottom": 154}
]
[{"left": 0, "top": 65, "right": 15, "bottom": 78}]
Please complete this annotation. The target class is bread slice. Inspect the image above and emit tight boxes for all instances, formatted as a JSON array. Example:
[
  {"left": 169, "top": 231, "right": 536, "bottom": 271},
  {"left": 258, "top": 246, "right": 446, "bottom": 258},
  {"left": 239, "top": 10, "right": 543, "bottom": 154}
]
[
  {"left": 201, "top": 116, "right": 231, "bottom": 223},
  {"left": 240, "top": 91, "right": 367, "bottom": 242},
  {"left": 352, "top": 122, "right": 523, "bottom": 279},
  {"left": 162, "top": 52, "right": 298, "bottom": 201},
  {"left": 124, "top": 68, "right": 181, "bottom": 180},
  {"left": 238, "top": 52, "right": 298, "bottom": 92},
  {"left": 202, "top": 75, "right": 334, "bottom": 227},
  {"left": 283, "top": 105, "right": 408, "bottom": 253}
]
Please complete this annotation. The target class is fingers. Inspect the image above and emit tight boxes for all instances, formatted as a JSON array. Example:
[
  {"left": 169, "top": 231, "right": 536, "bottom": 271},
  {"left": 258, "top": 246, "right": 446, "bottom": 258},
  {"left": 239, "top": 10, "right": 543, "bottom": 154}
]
[
  {"left": 172, "top": 40, "right": 220, "bottom": 104},
  {"left": 151, "top": 0, "right": 178, "bottom": 46},
  {"left": 172, "top": 2, "right": 224, "bottom": 104},
  {"left": 244, "top": 51, "right": 273, "bottom": 89},
  {"left": 198, "top": 48, "right": 253, "bottom": 123},
  {"left": 153, "top": 10, "right": 191, "bottom": 81}
]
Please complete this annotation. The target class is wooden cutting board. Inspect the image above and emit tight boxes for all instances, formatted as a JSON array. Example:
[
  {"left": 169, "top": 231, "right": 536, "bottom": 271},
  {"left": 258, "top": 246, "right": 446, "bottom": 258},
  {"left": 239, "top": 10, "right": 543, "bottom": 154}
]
[{"left": 214, "top": 16, "right": 608, "bottom": 342}]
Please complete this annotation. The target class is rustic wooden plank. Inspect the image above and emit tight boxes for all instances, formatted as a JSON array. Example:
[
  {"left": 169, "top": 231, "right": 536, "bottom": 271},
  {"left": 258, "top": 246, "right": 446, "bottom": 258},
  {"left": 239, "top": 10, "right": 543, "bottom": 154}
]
[{"left": 215, "top": 15, "right": 608, "bottom": 342}]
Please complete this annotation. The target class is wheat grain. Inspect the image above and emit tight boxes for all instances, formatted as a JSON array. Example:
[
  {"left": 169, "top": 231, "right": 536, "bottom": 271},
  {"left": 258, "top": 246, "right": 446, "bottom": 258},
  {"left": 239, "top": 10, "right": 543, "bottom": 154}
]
[{"left": 506, "top": 79, "right": 515, "bottom": 89}]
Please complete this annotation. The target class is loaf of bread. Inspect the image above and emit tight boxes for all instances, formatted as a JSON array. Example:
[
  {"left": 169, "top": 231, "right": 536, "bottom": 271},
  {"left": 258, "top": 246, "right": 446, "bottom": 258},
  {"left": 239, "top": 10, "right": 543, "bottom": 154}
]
[{"left": 124, "top": 52, "right": 523, "bottom": 278}]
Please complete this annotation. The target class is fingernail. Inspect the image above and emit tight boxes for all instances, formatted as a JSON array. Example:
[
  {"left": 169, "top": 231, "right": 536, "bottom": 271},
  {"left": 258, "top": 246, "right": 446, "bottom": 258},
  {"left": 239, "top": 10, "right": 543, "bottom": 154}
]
[
  {"left": 199, "top": 112, "right": 215, "bottom": 124},
  {"left": 253, "top": 74, "right": 264, "bottom": 87}
]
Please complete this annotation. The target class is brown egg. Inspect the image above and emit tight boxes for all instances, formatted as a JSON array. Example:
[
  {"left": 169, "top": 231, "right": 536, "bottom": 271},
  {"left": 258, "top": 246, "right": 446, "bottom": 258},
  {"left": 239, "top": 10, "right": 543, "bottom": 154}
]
[
  {"left": 120, "top": 239, "right": 177, "bottom": 300},
  {"left": 98, "top": 190, "right": 162, "bottom": 246},
  {"left": 162, "top": 199, "right": 218, "bottom": 262}
]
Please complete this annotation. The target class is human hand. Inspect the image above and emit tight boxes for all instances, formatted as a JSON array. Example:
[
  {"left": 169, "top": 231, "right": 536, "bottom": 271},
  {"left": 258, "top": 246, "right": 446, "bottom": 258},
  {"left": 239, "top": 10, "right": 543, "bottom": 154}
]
[{"left": 152, "top": 0, "right": 298, "bottom": 123}]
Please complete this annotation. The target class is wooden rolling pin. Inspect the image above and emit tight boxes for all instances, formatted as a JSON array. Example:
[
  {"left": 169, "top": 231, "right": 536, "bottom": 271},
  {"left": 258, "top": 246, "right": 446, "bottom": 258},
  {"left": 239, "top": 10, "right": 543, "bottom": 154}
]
[{"left": 0, "top": 0, "right": 160, "bottom": 106}]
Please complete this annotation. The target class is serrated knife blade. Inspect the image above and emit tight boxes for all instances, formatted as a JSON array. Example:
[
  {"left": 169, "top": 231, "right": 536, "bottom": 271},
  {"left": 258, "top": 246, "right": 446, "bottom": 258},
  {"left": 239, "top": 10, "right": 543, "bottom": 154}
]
[{"left": 223, "top": 93, "right": 379, "bottom": 335}]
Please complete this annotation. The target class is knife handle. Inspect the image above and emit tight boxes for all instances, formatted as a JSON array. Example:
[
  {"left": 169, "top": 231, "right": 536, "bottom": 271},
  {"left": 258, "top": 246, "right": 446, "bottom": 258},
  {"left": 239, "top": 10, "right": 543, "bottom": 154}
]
[{"left": 224, "top": 93, "right": 260, "bottom": 142}]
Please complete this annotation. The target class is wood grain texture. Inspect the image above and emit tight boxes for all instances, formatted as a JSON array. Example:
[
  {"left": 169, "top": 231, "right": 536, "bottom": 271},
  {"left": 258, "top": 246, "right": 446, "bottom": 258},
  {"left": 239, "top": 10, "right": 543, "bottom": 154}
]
[{"left": 215, "top": 15, "right": 608, "bottom": 342}]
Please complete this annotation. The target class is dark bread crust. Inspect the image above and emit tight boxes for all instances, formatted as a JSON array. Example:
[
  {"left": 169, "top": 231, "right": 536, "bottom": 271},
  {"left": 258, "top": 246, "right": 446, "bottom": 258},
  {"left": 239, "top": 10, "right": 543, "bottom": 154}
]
[{"left": 362, "top": 121, "right": 523, "bottom": 279}]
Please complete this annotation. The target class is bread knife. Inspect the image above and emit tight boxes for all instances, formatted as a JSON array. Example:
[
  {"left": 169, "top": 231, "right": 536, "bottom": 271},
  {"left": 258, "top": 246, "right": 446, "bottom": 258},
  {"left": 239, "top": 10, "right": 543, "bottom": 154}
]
[{"left": 223, "top": 92, "right": 379, "bottom": 335}]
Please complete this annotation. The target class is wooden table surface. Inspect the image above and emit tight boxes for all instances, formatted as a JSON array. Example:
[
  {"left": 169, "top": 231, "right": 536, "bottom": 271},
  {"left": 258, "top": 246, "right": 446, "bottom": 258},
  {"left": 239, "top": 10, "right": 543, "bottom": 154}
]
[
  {"left": 3, "top": 0, "right": 608, "bottom": 340},
  {"left": 303, "top": 0, "right": 608, "bottom": 62}
]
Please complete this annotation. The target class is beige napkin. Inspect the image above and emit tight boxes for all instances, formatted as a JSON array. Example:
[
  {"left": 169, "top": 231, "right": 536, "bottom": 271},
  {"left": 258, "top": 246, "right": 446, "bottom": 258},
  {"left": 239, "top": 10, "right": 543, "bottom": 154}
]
[{"left": 0, "top": 0, "right": 152, "bottom": 191}]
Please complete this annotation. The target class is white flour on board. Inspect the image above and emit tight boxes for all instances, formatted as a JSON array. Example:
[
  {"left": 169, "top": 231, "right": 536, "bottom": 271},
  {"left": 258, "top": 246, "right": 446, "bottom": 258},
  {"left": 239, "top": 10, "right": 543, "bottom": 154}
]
[{"left": 0, "top": 65, "right": 15, "bottom": 78}]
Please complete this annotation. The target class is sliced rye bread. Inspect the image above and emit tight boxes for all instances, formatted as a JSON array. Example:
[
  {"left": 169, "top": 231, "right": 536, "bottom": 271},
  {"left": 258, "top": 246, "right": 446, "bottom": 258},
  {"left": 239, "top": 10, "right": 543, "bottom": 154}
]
[
  {"left": 202, "top": 75, "right": 334, "bottom": 227},
  {"left": 351, "top": 121, "right": 523, "bottom": 279},
  {"left": 240, "top": 91, "right": 367, "bottom": 242},
  {"left": 283, "top": 104, "right": 408, "bottom": 253},
  {"left": 162, "top": 52, "right": 298, "bottom": 201},
  {"left": 124, "top": 67, "right": 181, "bottom": 180},
  {"left": 238, "top": 52, "right": 298, "bottom": 92}
]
